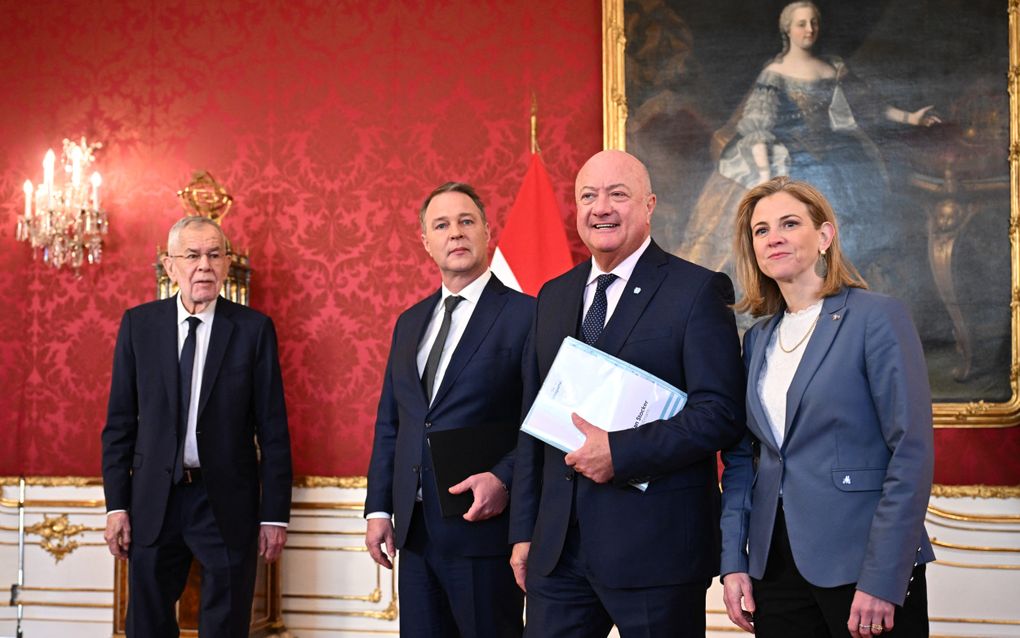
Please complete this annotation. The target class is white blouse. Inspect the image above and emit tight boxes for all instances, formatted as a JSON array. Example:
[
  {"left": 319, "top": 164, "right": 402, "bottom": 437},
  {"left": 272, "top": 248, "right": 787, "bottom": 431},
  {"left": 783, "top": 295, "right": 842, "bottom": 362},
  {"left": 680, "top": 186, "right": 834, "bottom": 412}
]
[{"left": 757, "top": 299, "right": 824, "bottom": 448}]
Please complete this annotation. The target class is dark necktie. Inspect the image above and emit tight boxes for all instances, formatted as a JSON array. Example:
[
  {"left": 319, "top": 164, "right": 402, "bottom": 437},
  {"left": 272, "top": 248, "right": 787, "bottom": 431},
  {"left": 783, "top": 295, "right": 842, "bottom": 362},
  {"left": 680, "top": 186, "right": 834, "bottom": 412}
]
[
  {"left": 422, "top": 295, "right": 463, "bottom": 402},
  {"left": 174, "top": 316, "right": 202, "bottom": 482},
  {"left": 581, "top": 274, "right": 617, "bottom": 345}
]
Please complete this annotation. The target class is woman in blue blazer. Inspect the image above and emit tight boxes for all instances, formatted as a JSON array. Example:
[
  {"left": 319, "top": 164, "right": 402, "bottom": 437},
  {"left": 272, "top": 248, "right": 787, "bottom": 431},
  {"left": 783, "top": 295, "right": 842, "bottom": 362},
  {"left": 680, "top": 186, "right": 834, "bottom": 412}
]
[{"left": 720, "top": 177, "right": 935, "bottom": 638}]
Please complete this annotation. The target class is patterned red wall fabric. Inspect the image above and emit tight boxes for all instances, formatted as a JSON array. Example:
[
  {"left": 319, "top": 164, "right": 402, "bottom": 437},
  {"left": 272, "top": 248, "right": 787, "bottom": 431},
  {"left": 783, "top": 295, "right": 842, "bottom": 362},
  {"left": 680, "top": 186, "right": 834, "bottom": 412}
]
[
  {"left": 0, "top": 2, "right": 1015, "bottom": 484},
  {"left": 0, "top": 1, "right": 601, "bottom": 477}
]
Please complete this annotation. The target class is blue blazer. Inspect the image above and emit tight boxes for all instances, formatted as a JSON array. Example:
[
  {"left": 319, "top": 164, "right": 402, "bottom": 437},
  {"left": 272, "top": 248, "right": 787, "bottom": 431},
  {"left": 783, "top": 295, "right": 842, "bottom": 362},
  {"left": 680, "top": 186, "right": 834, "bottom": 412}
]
[
  {"left": 365, "top": 274, "right": 534, "bottom": 557},
  {"left": 509, "top": 240, "right": 745, "bottom": 588},
  {"left": 101, "top": 296, "right": 293, "bottom": 550},
  {"left": 720, "top": 287, "right": 935, "bottom": 605}
]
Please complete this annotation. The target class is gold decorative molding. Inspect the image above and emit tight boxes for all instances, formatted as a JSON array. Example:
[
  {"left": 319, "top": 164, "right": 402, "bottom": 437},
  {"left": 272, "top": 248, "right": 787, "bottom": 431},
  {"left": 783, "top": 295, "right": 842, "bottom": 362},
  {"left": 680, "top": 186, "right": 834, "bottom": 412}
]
[
  {"left": 293, "top": 476, "right": 367, "bottom": 489},
  {"left": 931, "top": 537, "right": 1020, "bottom": 552},
  {"left": 932, "top": 484, "right": 1020, "bottom": 498},
  {"left": 928, "top": 503, "right": 1020, "bottom": 523},
  {"left": 602, "top": 0, "right": 627, "bottom": 150},
  {"left": 0, "top": 476, "right": 102, "bottom": 487},
  {"left": 26, "top": 514, "right": 88, "bottom": 562}
]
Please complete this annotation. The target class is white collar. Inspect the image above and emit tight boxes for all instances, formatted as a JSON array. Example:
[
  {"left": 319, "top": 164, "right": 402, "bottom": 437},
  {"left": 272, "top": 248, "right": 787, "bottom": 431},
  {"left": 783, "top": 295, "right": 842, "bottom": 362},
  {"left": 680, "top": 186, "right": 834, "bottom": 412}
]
[
  {"left": 586, "top": 236, "right": 652, "bottom": 286},
  {"left": 441, "top": 269, "right": 491, "bottom": 305},
  {"left": 176, "top": 294, "right": 218, "bottom": 325}
]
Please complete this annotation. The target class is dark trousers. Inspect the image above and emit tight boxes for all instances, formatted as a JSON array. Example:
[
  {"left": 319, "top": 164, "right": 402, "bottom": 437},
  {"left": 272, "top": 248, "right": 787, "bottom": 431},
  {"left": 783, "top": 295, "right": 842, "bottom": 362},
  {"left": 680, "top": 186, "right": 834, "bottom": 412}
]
[
  {"left": 399, "top": 504, "right": 523, "bottom": 638},
  {"left": 524, "top": 523, "right": 708, "bottom": 638},
  {"left": 127, "top": 479, "right": 257, "bottom": 638},
  {"left": 752, "top": 507, "right": 928, "bottom": 638}
]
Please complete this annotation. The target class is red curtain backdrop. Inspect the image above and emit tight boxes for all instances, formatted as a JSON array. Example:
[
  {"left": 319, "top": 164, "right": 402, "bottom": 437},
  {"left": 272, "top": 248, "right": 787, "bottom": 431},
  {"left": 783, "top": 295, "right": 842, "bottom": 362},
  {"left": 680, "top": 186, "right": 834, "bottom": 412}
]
[{"left": 0, "top": 1, "right": 1015, "bottom": 484}]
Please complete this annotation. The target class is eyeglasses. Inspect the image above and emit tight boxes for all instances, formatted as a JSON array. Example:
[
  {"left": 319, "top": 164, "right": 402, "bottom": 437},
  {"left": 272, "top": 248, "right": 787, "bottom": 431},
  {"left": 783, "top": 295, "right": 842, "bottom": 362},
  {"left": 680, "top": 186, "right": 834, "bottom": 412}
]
[{"left": 168, "top": 251, "right": 229, "bottom": 265}]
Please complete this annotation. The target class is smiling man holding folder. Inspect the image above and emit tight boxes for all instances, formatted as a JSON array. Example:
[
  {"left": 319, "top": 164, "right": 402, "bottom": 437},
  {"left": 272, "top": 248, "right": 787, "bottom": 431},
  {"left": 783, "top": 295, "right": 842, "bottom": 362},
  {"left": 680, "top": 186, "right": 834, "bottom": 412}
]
[
  {"left": 365, "top": 182, "right": 534, "bottom": 637},
  {"left": 509, "top": 150, "right": 745, "bottom": 637}
]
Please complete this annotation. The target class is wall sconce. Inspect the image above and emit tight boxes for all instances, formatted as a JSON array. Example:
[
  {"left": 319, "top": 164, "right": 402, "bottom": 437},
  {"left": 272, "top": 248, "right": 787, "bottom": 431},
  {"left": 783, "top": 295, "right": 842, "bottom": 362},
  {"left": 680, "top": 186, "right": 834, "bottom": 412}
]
[{"left": 16, "top": 137, "right": 108, "bottom": 272}]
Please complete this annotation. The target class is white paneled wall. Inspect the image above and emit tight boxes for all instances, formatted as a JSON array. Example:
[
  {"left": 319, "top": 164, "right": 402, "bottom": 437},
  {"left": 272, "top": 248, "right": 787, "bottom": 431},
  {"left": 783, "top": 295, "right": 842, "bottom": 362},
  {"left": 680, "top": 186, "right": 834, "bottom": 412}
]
[{"left": 1, "top": 483, "right": 1016, "bottom": 637}]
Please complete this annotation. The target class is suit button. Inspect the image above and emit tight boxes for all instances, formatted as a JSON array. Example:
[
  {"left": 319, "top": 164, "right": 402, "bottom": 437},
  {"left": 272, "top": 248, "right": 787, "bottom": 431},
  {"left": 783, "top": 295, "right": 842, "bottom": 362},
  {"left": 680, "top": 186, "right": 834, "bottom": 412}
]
[
  {"left": 412, "top": 465, "right": 420, "bottom": 473},
  {"left": 425, "top": 421, "right": 432, "bottom": 429},
  {"left": 564, "top": 471, "right": 574, "bottom": 481},
  {"left": 164, "top": 468, "right": 171, "bottom": 474}
]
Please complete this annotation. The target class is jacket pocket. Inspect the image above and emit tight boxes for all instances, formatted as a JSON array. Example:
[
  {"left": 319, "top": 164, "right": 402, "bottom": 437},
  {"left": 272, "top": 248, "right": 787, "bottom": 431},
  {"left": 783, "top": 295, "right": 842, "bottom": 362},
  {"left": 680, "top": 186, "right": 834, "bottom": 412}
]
[{"left": 831, "top": 468, "right": 885, "bottom": 492}]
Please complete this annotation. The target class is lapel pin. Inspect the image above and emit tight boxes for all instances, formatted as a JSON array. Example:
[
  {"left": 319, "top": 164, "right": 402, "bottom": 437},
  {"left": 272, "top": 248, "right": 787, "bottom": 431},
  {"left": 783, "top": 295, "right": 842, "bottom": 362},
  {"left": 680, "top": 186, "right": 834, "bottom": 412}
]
[
  {"left": 831, "top": 313, "right": 841, "bottom": 321},
  {"left": 633, "top": 287, "right": 641, "bottom": 294}
]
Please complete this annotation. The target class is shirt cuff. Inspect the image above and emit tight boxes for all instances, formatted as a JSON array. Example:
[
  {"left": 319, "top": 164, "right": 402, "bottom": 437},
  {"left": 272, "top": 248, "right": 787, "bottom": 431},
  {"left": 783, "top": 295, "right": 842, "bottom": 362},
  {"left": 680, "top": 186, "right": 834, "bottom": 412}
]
[
  {"left": 106, "top": 509, "right": 127, "bottom": 516},
  {"left": 260, "top": 521, "right": 288, "bottom": 528},
  {"left": 366, "top": 511, "right": 392, "bottom": 520}
]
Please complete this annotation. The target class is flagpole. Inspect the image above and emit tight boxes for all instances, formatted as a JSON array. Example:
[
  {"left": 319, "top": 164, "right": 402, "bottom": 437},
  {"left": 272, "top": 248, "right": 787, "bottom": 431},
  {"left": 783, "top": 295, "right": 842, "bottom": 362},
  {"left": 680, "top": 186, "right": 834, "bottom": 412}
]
[{"left": 530, "top": 92, "right": 540, "bottom": 155}]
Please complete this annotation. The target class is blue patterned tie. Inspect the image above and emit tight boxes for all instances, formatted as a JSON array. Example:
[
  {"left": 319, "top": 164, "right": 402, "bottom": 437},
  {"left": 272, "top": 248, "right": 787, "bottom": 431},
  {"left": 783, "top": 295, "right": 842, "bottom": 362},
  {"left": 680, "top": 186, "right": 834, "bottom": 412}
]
[
  {"left": 174, "top": 316, "right": 201, "bottom": 483},
  {"left": 581, "top": 274, "right": 617, "bottom": 345}
]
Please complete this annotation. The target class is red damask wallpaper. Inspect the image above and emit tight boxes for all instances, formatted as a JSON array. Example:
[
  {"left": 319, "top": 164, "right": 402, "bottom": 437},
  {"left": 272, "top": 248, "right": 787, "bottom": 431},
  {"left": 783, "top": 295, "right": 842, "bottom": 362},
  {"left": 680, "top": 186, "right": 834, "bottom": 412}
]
[
  {"left": 0, "top": 0, "right": 601, "bottom": 477},
  {"left": 0, "top": 1, "right": 1014, "bottom": 484}
]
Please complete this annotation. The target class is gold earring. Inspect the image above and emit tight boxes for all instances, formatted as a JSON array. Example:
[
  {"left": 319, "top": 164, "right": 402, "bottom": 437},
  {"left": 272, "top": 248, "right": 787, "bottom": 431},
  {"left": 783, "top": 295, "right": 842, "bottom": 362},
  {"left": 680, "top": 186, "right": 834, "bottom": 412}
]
[{"left": 814, "top": 249, "right": 828, "bottom": 278}]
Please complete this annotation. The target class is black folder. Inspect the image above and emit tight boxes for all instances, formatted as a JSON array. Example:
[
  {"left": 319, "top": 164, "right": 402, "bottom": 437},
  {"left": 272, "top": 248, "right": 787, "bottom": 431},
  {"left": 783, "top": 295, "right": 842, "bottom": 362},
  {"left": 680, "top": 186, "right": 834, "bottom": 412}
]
[{"left": 426, "top": 424, "right": 519, "bottom": 518}]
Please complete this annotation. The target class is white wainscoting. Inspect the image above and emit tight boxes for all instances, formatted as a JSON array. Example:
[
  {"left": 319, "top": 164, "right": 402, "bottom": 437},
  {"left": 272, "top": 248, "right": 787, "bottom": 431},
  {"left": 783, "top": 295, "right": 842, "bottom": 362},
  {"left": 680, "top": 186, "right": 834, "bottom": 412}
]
[{"left": 1, "top": 483, "right": 1016, "bottom": 637}]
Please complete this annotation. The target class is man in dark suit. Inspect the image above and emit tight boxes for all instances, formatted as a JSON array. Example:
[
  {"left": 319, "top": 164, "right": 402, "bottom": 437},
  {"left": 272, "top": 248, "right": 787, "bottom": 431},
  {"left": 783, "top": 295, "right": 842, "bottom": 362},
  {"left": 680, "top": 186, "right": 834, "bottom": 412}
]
[
  {"left": 365, "top": 182, "right": 533, "bottom": 637},
  {"left": 102, "top": 215, "right": 292, "bottom": 638},
  {"left": 509, "top": 150, "right": 745, "bottom": 637}
]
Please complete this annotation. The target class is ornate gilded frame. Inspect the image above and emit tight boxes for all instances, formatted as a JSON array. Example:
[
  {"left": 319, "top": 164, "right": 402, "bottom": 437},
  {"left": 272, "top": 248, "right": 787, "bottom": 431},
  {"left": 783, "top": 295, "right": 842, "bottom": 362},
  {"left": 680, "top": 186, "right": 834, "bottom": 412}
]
[{"left": 602, "top": 0, "right": 1020, "bottom": 429}]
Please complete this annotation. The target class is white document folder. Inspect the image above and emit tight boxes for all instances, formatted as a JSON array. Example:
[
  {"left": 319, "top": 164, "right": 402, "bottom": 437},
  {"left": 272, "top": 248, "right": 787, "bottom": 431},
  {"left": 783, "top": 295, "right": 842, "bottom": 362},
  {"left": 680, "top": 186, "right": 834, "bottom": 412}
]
[{"left": 520, "top": 336, "right": 688, "bottom": 488}]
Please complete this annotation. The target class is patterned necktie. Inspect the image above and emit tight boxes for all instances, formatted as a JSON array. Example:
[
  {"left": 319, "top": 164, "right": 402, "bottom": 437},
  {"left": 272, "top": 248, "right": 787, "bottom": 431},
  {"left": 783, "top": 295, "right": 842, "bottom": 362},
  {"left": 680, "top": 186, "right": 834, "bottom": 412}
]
[
  {"left": 422, "top": 295, "right": 463, "bottom": 402},
  {"left": 581, "top": 274, "right": 617, "bottom": 345},
  {"left": 174, "top": 316, "right": 202, "bottom": 482}
]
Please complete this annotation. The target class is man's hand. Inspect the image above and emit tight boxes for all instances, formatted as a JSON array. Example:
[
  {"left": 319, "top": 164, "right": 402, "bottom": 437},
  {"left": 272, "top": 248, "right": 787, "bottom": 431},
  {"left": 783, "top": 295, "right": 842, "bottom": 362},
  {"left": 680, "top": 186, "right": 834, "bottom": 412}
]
[
  {"left": 848, "top": 590, "right": 895, "bottom": 637},
  {"left": 722, "top": 572, "right": 757, "bottom": 633},
  {"left": 564, "top": 413, "right": 614, "bottom": 483},
  {"left": 510, "top": 542, "right": 530, "bottom": 592},
  {"left": 103, "top": 512, "right": 131, "bottom": 560},
  {"left": 259, "top": 525, "right": 287, "bottom": 563},
  {"left": 448, "top": 471, "right": 508, "bottom": 522},
  {"left": 365, "top": 517, "right": 396, "bottom": 569}
]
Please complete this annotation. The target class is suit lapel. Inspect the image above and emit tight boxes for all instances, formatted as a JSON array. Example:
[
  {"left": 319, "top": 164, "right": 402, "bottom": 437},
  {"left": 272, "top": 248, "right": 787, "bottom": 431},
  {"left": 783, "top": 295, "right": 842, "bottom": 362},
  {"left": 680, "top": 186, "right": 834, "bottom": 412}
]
[
  {"left": 197, "top": 297, "right": 235, "bottom": 421},
  {"left": 430, "top": 276, "right": 509, "bottom": 408},
  {"left": 160, "top": 297, "right": 181, "bottom": 430},
  {"left": 596, "top": 241, "right": 667, "bottom": 357},
  {"left": 746, "top": 313, "right": 783, "bottom": 451},
  {"left": 784, "top": 288, "right": 850, "bottom": 441}
]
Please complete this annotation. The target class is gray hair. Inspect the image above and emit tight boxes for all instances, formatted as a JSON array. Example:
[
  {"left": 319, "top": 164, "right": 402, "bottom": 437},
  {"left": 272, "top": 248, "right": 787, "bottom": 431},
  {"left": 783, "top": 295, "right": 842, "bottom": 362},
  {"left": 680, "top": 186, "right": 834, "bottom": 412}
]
[
  {"left": 777, "top": 1, "right": 820, "bottom": 61},
  {"left": 167, "top": 215, "right": 228, "bottom": 253}
]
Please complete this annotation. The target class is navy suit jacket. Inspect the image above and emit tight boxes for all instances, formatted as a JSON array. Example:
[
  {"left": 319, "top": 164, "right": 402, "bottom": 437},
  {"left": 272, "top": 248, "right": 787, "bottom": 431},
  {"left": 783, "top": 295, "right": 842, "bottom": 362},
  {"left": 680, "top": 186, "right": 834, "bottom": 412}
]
[
  {"left": 509, "top": 240, "right": 745, "bottom": 588},
  {"left": 720, "top": 287, "right": 935, "bottom": 605},
  {"left": 365, "top": 274, "right": 534, "bottom": 557},
  {"left": 101, "top": 296, "right": 292, "bottom": 550}
]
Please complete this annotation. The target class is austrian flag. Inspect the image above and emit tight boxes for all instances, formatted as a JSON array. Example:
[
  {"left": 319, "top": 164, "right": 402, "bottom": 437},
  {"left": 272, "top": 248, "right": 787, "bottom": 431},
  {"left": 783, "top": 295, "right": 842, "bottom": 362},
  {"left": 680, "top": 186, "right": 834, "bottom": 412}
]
[{"left": 491, "top": 154, "right": 574, "bottom": 295}]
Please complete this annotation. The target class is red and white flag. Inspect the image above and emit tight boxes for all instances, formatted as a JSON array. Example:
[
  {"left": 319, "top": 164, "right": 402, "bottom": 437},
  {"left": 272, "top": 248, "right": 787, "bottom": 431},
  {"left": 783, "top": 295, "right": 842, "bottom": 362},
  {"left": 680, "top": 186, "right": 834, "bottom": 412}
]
[{"left": 491, "top": 153, "right": 574, "bottom": 295}]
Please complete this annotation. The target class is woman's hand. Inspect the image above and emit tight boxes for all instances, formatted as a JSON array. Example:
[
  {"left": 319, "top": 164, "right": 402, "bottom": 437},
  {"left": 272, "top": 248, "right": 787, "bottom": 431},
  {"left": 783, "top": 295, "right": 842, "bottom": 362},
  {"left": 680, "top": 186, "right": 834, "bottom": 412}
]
[
  {"left": 848, "top": 589, "right": 895, "bottom": 637},
  {"left": 722, "top": 572, "right": 757, "bottom": 633},
  {"left": 906, "top": 105, "right": 940, "bottom": 127}
]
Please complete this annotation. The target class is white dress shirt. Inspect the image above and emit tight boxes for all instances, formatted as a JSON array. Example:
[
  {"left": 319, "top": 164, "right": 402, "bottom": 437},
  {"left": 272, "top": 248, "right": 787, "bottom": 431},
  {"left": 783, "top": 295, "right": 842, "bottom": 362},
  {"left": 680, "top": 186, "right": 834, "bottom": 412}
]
[
  {"left": 758, "top": 299, "right": 824, "bottom": 448},
  {"left": 366, "top": 270, "right": 492, "bottom": 520},
  {"left": 176, "top": 295, "right": 217, "bottom": 469},
  {"left": 582, "top": 236, "right": 651, "bottom": 327}
]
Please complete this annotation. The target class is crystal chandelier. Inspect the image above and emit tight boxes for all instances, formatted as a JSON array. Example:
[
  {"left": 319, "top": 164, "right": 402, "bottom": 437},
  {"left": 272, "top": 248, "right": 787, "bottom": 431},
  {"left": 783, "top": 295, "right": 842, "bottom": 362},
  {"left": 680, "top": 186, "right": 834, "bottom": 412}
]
[{"left": 16, "top": 137, "right": 108, "bottom": 272}]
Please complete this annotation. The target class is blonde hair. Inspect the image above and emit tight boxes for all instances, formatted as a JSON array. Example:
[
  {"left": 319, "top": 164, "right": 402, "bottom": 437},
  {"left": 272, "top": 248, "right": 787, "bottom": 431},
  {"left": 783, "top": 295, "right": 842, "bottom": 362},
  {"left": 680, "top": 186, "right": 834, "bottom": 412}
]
[{"left": 733, "top": 176, "right": 867, "bottom": 317}]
